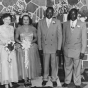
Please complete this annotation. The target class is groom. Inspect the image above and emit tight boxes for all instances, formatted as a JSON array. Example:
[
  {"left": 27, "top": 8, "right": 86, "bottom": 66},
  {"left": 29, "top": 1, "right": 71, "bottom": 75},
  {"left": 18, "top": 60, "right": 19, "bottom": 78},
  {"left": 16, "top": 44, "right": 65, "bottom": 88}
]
[{"left": 38, "top": 7, "right": 62, "bottom": 87}]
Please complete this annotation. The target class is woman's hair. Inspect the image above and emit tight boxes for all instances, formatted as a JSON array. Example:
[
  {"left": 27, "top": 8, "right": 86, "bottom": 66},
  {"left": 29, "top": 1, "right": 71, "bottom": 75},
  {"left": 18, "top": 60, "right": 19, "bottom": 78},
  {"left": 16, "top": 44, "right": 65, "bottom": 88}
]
[
  {"left": 67, "top": 8, "right": 78, "bottom": 21},
  {"left": 19, "top": 15, "right": 32, "bottom": 25},
  {"left": 1, "top": 13, "right": 12, "bottom": 24}
]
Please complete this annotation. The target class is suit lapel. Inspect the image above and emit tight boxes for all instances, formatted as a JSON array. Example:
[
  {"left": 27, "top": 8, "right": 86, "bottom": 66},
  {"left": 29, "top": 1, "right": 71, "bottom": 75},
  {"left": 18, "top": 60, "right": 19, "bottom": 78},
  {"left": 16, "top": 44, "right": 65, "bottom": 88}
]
[
  {"left": 68, "top": 20, "right": 79, "bottom": 33},
  {"left": 74, "top": 20, "right": 80, "bottom": 30},
  {"left": 43, "top": 18, "right": 48, "bottom": 29},
  {"left": 49, "top": 18, "right": 53, "bottom": 28},
  {"left": 67, "top": 20, "right": 81, "bottom": 38},
  {"left": 43, "top": 19, "right": 49, "bottom": 38},
  {"left": 46, "top": 18, "right": 55, "bottom": 36},
  {"left": 71, "top": 20, "right": 80, "bottom": 34},
  {"left": 42, "top": 18, "right": 55, "bottom": 38},
  {"left": 67, "top": 21, "right": 72, "bottom": 35}
]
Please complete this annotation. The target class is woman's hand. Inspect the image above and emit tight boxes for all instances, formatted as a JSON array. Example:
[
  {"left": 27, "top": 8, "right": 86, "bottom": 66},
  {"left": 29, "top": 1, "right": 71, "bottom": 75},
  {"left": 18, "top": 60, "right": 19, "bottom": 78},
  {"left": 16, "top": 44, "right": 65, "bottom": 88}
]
[{"left": 15, "top": 43, "right": 22, "bottom": 49}]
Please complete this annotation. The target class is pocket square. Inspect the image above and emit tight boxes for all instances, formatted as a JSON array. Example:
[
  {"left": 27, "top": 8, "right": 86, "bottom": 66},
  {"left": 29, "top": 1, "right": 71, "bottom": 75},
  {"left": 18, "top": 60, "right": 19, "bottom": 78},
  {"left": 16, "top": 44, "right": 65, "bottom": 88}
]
[{"left": 77, "top": 25, "right": 80, "bottom": 28}]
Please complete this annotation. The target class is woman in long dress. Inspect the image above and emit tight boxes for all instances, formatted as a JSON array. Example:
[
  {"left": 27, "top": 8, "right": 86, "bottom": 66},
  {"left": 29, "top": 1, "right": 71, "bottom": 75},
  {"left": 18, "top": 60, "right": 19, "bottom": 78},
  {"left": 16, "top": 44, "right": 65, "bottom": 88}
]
[
  {"left": 0, "top": 13, "right": 18, "bottom": 88},
  {"left": 15, "top": 13, "right": 41, "bottom": 86}
]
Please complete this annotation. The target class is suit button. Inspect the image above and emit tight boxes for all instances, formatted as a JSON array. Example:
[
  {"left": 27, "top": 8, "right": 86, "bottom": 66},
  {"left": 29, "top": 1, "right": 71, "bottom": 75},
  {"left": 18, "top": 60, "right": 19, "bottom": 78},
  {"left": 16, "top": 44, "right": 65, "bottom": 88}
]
[{"left": 51, "top": 44, "right": 52, "bottom": 46}]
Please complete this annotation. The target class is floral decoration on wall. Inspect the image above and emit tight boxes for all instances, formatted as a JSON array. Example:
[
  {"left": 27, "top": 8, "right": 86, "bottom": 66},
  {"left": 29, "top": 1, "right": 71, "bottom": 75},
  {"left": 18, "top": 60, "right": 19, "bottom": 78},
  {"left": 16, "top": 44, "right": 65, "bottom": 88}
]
[
  {"left": 53, "top": 0, "right": 69, "bottom": 16},
  {"left": 0, "top": 0, "right": 88, "bottom": 22}
]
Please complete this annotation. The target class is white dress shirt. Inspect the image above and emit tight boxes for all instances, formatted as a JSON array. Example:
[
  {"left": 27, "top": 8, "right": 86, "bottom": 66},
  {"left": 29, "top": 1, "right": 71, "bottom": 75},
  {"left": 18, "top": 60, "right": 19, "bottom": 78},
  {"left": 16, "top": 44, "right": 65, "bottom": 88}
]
[
  {"left": 46, "top": 18, "right": 52, "bottom": 28},
  {"left": 70, "top": 19, "right": 77, "bottom": 32},
  {"left": 70, "top": 19, "right": 77, "bottom": 28}
]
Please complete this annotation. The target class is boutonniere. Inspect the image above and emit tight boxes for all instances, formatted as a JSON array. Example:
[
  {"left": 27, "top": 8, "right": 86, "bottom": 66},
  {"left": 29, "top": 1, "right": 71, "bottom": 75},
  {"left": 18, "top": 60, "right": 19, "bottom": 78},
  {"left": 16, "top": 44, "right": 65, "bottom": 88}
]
[
  {"left": 52, "top": 21, "right": 56, "bottom": 24},
  {"left": 77, "top": 25, "right": 80, "bottom": 28}
]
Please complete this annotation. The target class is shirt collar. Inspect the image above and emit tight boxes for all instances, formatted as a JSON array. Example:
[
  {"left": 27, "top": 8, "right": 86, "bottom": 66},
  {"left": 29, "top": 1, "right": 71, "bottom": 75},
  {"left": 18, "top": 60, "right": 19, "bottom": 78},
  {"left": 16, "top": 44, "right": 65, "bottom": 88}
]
[
  {"left": 70, "top": 19, "right": 77, "bottom": 24},
  {"left": 70, "top": 19, "right": 77, "bottom": 27},
  {"left": 46, "top": 18, "right": 52, "bottom": 23}
]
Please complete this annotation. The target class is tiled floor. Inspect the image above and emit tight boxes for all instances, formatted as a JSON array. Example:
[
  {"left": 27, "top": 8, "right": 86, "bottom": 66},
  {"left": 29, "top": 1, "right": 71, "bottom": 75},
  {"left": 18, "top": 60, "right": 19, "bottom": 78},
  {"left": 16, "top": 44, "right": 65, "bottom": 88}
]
[
  {"left": 0, "top": 77, "right": 88, "bottom": 88},
  {"left": 0, "top": 69, "right": 88, "bottom": 88}
]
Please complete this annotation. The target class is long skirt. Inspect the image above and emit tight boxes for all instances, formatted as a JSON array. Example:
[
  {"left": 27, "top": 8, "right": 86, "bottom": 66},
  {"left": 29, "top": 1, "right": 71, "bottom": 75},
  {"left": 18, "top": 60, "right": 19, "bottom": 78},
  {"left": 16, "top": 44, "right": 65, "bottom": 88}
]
[
  {"left": 16, "top": 43, "right": 41, "bottom": 80},
  {"left": 0, "top": 45, "right": 18, "bottom": 85}
]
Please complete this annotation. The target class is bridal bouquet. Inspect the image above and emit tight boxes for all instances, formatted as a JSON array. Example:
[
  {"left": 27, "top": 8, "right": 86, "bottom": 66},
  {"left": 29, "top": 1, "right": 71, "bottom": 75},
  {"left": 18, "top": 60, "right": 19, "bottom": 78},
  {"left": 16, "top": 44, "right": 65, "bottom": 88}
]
[
  {"left": 21, "top": 33, "right": 33, "bottom": 50},
  {"left": 21, "top": 38, "right": 32, "bottom": 50},
  {"left": 5, "top": 40, "right": 15, "bottom": 63}
]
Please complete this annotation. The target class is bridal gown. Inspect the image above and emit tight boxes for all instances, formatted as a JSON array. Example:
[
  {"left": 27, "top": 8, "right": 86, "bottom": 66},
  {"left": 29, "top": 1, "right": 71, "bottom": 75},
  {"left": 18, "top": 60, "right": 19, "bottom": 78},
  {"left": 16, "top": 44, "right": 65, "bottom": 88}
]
[
  {"left": 0, "top": 25, "right": 18, "bottom": 85},
  {"left": 16, "top": 25, "right": 41, "bottom": 80}
]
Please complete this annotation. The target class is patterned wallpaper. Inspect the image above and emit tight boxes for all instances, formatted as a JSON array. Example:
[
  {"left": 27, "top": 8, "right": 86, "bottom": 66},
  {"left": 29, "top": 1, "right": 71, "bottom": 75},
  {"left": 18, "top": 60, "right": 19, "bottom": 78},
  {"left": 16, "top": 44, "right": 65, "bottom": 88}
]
[{"left": 0, "top": 0, "right": 88, "bottom": 22}]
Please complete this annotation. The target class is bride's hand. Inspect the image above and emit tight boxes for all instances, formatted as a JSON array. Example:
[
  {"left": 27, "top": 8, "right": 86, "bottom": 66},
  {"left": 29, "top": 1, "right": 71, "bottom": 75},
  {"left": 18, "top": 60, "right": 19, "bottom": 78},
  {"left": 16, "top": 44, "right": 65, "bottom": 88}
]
[{"left": 15, "top": 43, "right": 22, "bottom": 49}]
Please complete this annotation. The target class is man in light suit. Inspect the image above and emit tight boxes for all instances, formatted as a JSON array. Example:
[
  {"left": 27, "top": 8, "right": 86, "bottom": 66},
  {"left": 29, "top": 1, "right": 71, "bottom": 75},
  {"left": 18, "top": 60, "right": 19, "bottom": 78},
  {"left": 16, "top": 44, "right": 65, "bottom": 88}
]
[
  {"left": 38, "top": 7, "right": 62, "bottom": 87},
  {"left": 62, "top": 8, "right": 87, "bottom": 88}
]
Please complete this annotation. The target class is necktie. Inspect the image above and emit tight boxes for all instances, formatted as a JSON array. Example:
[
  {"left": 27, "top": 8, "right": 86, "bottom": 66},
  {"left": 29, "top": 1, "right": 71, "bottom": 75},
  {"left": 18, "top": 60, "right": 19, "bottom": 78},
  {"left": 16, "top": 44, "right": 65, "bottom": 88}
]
[
  {"left": 71, "top": 21, "right": 75, "bottom": 32},
  {"left": 71, "top": 21, "right": 74, "bottom": 29}
]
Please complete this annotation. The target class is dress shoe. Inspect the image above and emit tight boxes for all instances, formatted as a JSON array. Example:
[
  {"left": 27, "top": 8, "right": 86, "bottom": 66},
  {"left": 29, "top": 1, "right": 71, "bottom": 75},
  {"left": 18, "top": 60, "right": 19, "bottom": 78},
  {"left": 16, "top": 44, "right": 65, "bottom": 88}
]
[
  {"left": 62, "top": 83, "right": 69, "bottom": 87},
  {"left": 52, "top": 81, "right": 57, "bottom": 87},
  {"left": 24, "top": 82, "right": 32, "bottom": 87},
  {"left": 10, "top": 86, "right": 14, "bottom": 88},
  {"left": 75, "top": 85, "right": 81, "bottom": 88},
  {"left": 18, "top": 79, "right": 25, "bottom": 83},
  {"left": 42, "top": 81, "right": 47, "bottom": 86}
]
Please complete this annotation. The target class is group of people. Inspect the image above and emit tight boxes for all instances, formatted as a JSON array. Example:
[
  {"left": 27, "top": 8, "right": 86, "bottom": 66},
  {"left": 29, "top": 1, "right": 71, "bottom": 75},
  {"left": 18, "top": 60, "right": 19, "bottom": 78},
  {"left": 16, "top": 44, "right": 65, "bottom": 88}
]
[
  {"left": 0, "top": 11, "right": 41, "bottom": 88},
  {"left": 0, "top": 6, "right": 87, "bottom": 88}
]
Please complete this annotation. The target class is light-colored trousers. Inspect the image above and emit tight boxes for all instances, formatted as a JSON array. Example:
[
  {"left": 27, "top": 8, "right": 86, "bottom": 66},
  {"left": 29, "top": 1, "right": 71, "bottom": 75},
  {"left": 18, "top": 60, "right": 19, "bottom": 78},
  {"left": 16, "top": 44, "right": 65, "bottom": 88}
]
[
  {"left": 43, "top": 53, "right": 58, "bottom": 81},
  {"left": 64, "top": 56, "right": 82, "bottom": 85}
]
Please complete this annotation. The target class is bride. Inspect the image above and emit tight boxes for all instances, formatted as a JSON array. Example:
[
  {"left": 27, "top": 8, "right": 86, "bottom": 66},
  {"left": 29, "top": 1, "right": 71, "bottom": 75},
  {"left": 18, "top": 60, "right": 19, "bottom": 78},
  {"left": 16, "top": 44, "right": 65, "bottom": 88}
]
[{"left": 15, "top": 13, "right": 41, "bottom": 86}]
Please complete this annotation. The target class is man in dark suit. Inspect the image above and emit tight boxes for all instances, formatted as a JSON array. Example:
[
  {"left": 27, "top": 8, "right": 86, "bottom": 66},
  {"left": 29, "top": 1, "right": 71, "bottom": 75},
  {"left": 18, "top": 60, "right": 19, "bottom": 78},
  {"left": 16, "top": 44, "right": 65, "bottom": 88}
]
[{"left": 62, "top": 8, "right": 87, "bottom": 88}]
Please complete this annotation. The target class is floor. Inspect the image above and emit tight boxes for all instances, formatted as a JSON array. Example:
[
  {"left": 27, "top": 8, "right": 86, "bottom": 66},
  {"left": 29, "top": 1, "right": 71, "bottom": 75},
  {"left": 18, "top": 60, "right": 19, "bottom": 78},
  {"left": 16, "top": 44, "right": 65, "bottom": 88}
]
[
  {"left": 0, "top": 64, "right": 88, "bottom": 88},
  {"left": 0, "top": 78, "right": 88, "bottom": 88},
  {"left": 0, "top": 69, "right": 88, "bottom": 88}
]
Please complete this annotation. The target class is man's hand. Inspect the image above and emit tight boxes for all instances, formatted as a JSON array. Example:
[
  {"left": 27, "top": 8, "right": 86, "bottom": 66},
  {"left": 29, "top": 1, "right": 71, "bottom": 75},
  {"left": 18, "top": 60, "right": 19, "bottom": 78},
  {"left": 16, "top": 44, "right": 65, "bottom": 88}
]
[
  {"left": 56, "top": 50, "right": 61, "bottom": 56},
  {"left": 79, "top": 53, "right": 85, "bottom": 60},
  {"left": 39, "top": 50, "right": 43, "bottom": 55}
]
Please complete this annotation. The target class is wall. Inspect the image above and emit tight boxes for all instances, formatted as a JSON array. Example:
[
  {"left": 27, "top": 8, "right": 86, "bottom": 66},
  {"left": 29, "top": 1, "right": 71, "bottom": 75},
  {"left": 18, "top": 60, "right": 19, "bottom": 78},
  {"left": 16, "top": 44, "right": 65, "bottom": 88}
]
[{"left": 0, "top": 0, "right": 88, "bottom": 22}]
